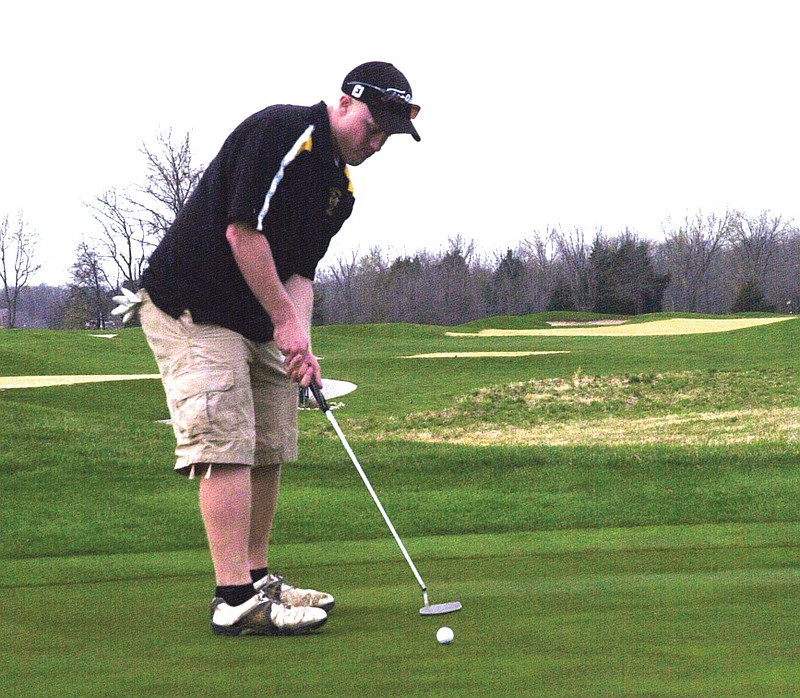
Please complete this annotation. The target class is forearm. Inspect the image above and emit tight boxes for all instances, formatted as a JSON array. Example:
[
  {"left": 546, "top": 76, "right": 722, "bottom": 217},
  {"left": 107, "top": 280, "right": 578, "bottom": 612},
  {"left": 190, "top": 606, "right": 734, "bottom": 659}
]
[
  {"left": 225, "top": 222, "right": 298, "bottom": 328},
  {"left": 284, "top": 274, "right": 314, "bottom": 331},
  {"left": 225, "top": 222, "right": 319, "bottom": 386}
]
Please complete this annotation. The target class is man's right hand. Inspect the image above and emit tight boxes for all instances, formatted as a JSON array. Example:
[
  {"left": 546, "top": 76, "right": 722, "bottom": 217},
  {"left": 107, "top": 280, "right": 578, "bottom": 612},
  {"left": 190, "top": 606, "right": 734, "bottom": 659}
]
[
  {"left": 273, "top": 316, "right": 315, "bottom": 385},
  {"left": 273, "top": 314, "right": 309, "bottom": 362}
]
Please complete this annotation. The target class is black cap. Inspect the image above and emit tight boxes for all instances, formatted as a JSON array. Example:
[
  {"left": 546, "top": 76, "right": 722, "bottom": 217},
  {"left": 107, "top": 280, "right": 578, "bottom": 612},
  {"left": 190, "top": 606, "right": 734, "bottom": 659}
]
[{"left": 342, "top": 61, "right": 421, "bottom": 142}]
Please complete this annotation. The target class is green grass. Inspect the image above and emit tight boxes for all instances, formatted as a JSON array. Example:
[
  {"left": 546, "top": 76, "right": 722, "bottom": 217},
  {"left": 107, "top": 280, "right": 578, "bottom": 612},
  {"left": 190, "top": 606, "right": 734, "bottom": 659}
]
[
  {"left": 1, "top": 313, "right": 799, "bottom": 696},
  {"left": 4, "top": 527, "right": 798, "bottom": 697},
  {"left": 0, "top": 328, "right": 156, "bottom": 375}
]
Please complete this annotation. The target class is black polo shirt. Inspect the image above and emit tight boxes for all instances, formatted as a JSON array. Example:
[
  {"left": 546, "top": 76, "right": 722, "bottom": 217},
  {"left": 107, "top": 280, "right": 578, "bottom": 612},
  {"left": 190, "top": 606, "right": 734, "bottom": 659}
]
[{"left": 141, "top": 101, "right": 354, "bottom": 342}]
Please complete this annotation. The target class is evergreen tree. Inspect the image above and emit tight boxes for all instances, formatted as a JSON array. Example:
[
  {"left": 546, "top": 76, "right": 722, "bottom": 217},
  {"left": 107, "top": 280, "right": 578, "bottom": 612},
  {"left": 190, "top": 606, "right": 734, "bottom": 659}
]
[
  {"left": 730, "top": 278, "right": 775, "bottom": 313},
  {"left": 546, "top": 276, "right": 577, "bottom": 311},
  {"left": 590, "top": 232, "right": 670, "bottom": 315}
]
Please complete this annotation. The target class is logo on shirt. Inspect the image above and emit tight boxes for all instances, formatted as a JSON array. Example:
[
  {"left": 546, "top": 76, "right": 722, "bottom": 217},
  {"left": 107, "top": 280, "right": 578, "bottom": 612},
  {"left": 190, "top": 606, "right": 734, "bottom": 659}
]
[{"left": 326, "top": 187, "right": 342, "bottom": 216}]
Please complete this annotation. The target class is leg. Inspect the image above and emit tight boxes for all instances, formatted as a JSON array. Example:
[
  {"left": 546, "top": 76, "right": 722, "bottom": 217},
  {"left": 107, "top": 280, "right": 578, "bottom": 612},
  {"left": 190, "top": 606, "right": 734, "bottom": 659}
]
[
  {"left": 249, "top": 340, "right": 297, "bottom": 569},
  {"left": 202, "top": 461, "right": 329, "bottom": 635},
  {"left": 248, "top": 463, "right": 282, "bottom": 571},
  {"left": 199, "top": 464, "right": 253, "bottom": 587},
  {"left": 140, "top": 302, "right": 328, "bottom": 632}
]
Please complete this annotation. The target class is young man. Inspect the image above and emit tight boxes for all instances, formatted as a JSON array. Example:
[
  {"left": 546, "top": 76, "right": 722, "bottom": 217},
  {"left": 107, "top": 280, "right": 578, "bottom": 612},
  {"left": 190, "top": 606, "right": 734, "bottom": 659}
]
[{"left": 138, "top": 62, "right": 420, "bottom": 636}]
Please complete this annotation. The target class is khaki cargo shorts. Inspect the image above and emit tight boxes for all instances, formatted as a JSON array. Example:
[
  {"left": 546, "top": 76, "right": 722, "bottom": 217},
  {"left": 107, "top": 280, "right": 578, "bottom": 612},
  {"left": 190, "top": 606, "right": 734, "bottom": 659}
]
[{"left": 139, "top": 290, "right": 297, "bottom": 475}]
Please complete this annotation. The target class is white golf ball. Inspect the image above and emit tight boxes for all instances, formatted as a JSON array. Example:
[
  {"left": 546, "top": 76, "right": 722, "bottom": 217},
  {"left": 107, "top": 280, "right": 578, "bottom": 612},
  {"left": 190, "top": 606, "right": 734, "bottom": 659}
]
[{"left": 436, "top": 626, "right": 454, "bottom": 644}]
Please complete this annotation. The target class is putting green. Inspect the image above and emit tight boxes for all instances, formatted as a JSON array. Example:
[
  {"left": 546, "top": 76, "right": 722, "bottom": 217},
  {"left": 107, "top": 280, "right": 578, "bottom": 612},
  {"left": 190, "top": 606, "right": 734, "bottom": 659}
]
[
  {"left": 4, "top": 524, "right": 798, "bottom": 697},
  {"left": 447, "top": 316, "right": 796, "bottom": 338}
]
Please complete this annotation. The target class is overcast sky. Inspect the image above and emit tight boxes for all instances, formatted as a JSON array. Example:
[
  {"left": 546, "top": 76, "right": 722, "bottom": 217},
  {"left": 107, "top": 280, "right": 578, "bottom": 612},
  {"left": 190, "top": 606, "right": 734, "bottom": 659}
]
[{"left": 2, "top": 1, "right": 798, "bottom": 286}]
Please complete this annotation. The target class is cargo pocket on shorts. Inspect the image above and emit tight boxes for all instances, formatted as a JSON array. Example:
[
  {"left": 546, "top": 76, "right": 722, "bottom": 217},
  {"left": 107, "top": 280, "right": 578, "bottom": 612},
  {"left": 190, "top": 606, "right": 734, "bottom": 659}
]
[{"left": 168, "top": 370, "right": 237, "bottom": 441}]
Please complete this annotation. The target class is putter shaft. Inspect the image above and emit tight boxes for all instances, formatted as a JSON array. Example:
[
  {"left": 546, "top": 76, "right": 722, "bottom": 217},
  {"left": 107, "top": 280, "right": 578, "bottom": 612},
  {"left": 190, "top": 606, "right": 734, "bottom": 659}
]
[
  {"left": 321, "top": 406, "right": 428, "bottom": 596},
  {"left": 311, "top": 383, "right": 462, "bottom": 615}
]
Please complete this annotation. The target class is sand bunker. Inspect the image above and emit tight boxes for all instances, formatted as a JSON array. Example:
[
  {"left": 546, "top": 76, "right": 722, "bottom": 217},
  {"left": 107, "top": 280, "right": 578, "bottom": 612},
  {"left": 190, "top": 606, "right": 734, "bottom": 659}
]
[
  {"left": 447, "top": 317, "right": 795, "bottom": 338},
  {"left": 546, "top": 319, "right": 627, "bottom": 327},
  {"left": 0, "top": 374, "right": 160, "bottom": 390},
  {"left": 1, "top": 374, "right": 358, "bottom": 396},
  {"left": 401, "top": 351, "right": 570, "bottom": 359}
]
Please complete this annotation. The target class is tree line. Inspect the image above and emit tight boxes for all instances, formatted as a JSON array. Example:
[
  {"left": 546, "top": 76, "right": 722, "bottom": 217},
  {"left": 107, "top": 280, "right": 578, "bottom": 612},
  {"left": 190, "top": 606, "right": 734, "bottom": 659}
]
[
  {"left": 2, "top": 132, "right": 798, "bottom": 329},
  {"left": 314, "top": 211, "right": 798, "bottom": 326}
]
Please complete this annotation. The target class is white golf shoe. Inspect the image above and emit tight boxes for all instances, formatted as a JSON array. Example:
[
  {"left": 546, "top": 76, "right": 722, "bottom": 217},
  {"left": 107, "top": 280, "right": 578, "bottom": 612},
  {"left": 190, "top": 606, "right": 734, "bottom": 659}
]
[
  {"left": 210, "top": 591, "right": 327, "bottom": 636},
  {"left": 254, "top": 572, "right": 336, "bottom": 612}
]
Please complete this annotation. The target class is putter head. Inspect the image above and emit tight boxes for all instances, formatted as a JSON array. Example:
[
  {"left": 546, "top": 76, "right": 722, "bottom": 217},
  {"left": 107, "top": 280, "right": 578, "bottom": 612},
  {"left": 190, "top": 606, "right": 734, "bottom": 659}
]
[{"left": 419, "top": 601, "right": 462, "bottom": 616}]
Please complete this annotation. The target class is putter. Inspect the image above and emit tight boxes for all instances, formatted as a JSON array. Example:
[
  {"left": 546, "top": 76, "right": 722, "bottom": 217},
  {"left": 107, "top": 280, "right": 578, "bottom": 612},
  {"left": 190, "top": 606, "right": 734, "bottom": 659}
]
[{"left": 310, "top": 382, "right": 462, "bottom": 616}]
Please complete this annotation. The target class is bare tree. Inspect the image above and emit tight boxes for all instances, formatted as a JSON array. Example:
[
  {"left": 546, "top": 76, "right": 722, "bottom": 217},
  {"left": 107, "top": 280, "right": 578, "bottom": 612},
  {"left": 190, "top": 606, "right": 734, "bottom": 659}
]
[
  {"left": 730, "top": 210, "right": 790, "bottom": 285},
  {"left": 520, "top": 230, "right": 559, "bottom": 311},
  {"left": 317, "top": 238, "right": 488, "bottom": 326},
  {"left": 319, "top": 248, "right": 363, "bottom": 324},
  {"left": 133, "top": 129, "right": 204, "bottom": 242},
  {"left": 87, "top": 188, "right": 151, "bottom": 291},
  {"left": 551, "top": 226, "right": 595, "bottom": 311},
  {"left": 769, "top": 230, "right": 800, "bottom": 313},
  {"left": 660, "top": 211, "right": 733, "bottom": 312},
  {"left": 87, "top": 129, "right": 203, "bottom": 291},
  {"left": 0, "top": 212, "right": 41, "bottom": 327},
  {"left": 65, "top": 240, "right": 114, "bottom": 329}
]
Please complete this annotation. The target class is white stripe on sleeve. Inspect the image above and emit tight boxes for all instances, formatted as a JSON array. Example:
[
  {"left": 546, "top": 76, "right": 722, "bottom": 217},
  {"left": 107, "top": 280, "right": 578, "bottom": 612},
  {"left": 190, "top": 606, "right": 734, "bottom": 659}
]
[{"left": 256, "top": 125, "right": 315, "bottom": 232}]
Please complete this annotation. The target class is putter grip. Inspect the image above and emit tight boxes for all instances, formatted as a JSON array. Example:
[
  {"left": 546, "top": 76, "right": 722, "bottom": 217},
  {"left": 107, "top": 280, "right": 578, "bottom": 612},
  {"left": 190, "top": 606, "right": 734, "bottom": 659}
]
[{"left": 310, "top": 382, "right": 330, "bottom": 412}]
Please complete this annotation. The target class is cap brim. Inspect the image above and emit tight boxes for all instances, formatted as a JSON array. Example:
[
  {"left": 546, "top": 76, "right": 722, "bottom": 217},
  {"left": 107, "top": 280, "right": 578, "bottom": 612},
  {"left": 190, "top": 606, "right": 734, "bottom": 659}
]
[{"left": 371, "top": 107, "right": 421, "bottom": 142}]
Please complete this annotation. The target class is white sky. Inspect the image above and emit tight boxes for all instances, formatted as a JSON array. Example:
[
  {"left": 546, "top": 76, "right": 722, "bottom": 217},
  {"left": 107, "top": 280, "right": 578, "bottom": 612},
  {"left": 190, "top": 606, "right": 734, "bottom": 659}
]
[{"left": 2, "top": 0, "right": 798, "bottom": 286}]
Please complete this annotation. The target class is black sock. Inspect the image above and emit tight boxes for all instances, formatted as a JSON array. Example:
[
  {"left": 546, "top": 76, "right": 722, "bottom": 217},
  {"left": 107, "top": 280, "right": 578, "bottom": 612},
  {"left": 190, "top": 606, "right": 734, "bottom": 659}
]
[
  {"left": 250, "top": 567, "right": 269, "bottom": 584},
  {"left": 216, "top": 584, "right": 256, "bottom": 607}
]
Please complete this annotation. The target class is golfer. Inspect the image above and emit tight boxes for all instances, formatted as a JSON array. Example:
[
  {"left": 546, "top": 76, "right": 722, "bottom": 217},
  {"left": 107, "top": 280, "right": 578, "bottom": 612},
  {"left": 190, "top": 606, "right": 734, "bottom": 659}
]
[{"left": 138, "top": 62, "right": 420, "bottom": 636}]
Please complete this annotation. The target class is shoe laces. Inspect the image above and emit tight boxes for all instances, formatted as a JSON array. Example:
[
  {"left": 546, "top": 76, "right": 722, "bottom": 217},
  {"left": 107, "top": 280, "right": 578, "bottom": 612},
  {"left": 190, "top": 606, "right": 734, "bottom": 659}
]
[
  {"left": 270, "top": 599, "right": 324, "bottom": 626},
  {"left": 260, "top": 572, "right": 288, "bottom": 602}
]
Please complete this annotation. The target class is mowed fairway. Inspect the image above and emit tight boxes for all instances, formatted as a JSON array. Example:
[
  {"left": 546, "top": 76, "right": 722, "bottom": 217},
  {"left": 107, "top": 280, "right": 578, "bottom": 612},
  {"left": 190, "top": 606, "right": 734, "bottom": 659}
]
[{"left": 1, "top": 313, "right": 799, "bottom": 697}]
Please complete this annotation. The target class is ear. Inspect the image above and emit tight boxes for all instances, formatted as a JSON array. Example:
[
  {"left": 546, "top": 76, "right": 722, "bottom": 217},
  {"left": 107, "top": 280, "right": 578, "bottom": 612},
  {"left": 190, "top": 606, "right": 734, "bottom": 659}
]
[{"left": 338, "top": 94, "right": 353, "bottom": 113}]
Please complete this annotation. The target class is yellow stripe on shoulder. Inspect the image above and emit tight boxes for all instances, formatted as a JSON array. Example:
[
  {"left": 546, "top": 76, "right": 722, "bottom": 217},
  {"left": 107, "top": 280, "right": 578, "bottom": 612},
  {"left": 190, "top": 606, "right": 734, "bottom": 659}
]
[
  {"left": 297, "top": 134, "right": 313, "bottom": 155},
  {"left": 344, "top": 166, "right": 354, "bottom": 193}
]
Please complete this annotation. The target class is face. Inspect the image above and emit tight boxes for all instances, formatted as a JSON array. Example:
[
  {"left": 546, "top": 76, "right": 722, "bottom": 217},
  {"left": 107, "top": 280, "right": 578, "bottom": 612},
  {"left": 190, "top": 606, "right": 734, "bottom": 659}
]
[{"left": 331, "top": 97, "right": 389, "bottom": 166}]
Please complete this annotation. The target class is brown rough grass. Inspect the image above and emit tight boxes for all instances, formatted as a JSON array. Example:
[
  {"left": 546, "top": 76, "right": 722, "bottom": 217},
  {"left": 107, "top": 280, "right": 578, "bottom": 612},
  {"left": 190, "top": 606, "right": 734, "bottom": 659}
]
[{"left": 386, "top": 407, "right": 800, "bottom": 447}]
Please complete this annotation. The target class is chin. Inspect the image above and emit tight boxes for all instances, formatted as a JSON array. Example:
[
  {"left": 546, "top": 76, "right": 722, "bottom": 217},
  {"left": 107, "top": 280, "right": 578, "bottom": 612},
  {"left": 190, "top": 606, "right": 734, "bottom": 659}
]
[{"left": 347, "top": 152, "right": 372, "bottom": 167}]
